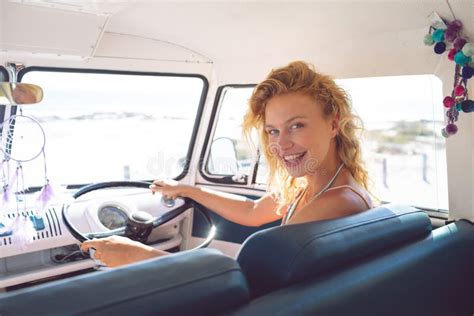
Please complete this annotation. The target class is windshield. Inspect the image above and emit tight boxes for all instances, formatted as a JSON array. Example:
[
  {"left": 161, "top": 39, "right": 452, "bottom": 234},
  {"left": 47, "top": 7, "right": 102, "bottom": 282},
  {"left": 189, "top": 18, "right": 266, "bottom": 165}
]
[{"left": 16, "top": 69, "right": 205, "bottom": 188}]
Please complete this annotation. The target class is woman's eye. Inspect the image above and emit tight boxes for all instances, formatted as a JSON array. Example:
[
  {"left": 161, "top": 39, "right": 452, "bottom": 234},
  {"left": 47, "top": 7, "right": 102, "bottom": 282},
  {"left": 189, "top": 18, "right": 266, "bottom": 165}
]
[
  {"left": 290, "top": 123, "right": 304, "bottom": 130},
  {"left": 266, "top": 129, "right": 278, "bottom": 136}
]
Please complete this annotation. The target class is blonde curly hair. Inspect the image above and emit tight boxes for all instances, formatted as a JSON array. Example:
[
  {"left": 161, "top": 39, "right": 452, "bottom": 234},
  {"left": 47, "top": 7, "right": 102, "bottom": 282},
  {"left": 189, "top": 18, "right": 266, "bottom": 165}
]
[{"left": 243, "top": 61, "right": 369, "bottom": 207}]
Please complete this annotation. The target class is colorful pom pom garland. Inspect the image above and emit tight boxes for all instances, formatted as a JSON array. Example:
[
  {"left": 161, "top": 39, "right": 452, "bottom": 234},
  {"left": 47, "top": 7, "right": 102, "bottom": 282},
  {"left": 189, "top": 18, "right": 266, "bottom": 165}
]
[{"left": 425, "top": 18, "right": 473, "bottom": 137}]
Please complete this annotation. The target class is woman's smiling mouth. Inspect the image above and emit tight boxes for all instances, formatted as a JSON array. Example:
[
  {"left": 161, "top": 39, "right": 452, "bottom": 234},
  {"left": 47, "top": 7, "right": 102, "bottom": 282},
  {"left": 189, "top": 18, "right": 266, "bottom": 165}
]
[{"left": 282, "top": 151, "right": 307, "bottom": 168}]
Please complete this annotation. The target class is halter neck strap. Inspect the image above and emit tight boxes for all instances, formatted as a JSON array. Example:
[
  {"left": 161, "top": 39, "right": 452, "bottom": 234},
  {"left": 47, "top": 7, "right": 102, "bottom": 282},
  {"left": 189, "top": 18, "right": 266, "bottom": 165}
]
[
  {"left": 308, "top": 162, "right": 345, "bottom": 202},
  {"left": 283, "top": 162, "right": 345, "bottom": 224}
]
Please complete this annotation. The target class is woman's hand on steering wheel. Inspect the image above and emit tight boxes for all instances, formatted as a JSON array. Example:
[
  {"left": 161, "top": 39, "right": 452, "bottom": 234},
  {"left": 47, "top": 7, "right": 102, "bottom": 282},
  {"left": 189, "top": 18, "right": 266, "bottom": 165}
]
[
  {"left": 80, "top": 235, "right": 167, "bottom": 268},
  {"left": 150, "top": 179, "right": 189, "bottom": 200}
]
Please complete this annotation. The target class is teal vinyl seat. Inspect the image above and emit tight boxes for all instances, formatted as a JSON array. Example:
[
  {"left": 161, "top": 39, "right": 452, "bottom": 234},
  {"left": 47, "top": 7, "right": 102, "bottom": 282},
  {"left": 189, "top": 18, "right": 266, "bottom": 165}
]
[
  {"left": 232, "top": 205, "right": 474, "bottom": 315},
  {"left": 0, "top": 249, "right": 250, "bottom": 316}
]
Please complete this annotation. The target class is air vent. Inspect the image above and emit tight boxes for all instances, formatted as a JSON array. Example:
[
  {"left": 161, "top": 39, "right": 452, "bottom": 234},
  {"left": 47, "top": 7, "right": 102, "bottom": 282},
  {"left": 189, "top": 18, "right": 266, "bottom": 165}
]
[
  {"left": 2, "top": 236, "right": 12, "bottom": 246},
  {"left": 0, "top": 207, "right": 62, "bottom": 246},
  {"left": 44, "top": 207, "right": 62, "bottom": 238}
]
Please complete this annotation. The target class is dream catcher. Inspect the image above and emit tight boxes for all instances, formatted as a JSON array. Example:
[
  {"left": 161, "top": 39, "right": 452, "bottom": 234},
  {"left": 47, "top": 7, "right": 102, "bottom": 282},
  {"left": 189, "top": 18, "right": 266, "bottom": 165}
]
[{"left": 0, "top": 82, "right": 57, "bottom": 247}]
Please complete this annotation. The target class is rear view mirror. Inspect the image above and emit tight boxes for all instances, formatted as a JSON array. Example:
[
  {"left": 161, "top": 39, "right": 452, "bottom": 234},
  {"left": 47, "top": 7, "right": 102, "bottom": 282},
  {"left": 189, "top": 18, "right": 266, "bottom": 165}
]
[{"left": 0, "top": 82, "right": 43, "bottom": 105}]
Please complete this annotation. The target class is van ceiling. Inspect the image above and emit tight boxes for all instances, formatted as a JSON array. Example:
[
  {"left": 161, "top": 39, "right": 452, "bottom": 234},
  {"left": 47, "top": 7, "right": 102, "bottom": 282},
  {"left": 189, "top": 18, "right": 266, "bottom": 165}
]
[{"left": 1, "top": 1, "right": 473, "bottom": 82}]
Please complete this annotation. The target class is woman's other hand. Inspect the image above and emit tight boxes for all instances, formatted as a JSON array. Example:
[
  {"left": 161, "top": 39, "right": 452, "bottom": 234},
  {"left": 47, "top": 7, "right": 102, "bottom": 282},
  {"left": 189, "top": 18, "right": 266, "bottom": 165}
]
[
  {"left": 80, "top": 235, "right": 165, "bottom": 267},
  {"left": 149, "top": 179, "right": 189, "bottom": 199}
]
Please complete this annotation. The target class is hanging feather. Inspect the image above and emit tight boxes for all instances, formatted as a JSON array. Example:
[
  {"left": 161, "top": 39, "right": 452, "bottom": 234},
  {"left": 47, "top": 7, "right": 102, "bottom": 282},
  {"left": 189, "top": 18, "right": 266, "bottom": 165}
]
[
  {"left": 2, "top": 186, "right": 15, "bottom": 214},
  {"left": 34, "top": 149, "right": 59, "bottom": 216},
  {"left": 35, "top": 180, "right": 59, "bottom": 215},
  {"left": 2, "top": 187, "right": 11, "bottom": 212},
  {"left": 10, "top": 215, "right": 36, "bottom": 249}
]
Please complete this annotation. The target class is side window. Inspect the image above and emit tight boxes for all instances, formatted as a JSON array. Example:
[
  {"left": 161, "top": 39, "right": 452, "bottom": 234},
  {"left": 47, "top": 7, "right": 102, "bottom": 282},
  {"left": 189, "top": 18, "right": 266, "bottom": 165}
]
[
  {"left": 337, "top": 75, "right": 447, "bottom": 212},
  {"left": 207, "top": 77, "right": 448, "bottom": 212},
  {"left": 205, "top": 86, "right": 255, "bottom": 180}
]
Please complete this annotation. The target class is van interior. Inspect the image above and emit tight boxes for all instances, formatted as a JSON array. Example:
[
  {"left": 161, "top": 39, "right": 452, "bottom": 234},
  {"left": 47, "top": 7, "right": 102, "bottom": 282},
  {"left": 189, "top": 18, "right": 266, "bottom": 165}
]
[{"left": 0, "top": 1, "right": 473, "bottom": 315}]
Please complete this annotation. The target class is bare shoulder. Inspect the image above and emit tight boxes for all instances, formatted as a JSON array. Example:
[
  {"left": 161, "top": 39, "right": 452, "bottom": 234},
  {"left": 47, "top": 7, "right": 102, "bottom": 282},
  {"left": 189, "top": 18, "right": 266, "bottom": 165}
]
[
  {"left": 321, "top": 187, "right": 370, "bottom": 215},
  {"left": 288, "top": 186, "right": 369, "bottom": 225}
]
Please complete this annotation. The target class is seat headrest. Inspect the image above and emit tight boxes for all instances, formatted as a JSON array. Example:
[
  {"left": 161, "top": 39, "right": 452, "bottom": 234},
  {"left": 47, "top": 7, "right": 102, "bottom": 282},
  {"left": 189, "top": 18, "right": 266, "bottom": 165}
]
[{"left": 237, "top": 204, "right": 432, "bottom": 297}]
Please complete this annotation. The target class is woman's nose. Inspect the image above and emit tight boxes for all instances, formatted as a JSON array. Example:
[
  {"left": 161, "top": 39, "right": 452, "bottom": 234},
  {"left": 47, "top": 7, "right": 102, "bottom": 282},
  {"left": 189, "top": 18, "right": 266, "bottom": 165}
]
[{"left": 276, "top": 132, "right": 293, "bottom": 150}]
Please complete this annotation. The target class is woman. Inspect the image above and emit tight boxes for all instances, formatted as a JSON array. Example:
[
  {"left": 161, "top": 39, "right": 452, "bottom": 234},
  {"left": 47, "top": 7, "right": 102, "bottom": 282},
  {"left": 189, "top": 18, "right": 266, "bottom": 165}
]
[{"left": 81, "top": 61, "right": 372, "bottom": 267}]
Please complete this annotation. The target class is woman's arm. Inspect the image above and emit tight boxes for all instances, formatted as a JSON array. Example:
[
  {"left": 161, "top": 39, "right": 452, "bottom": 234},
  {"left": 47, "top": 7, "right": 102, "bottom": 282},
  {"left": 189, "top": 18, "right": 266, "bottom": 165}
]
[
  {"left": 80, "top": 181, "right": 282, "bottom": 268},
  {"left": 151, "top": 180, "right": 282, "bottom": 227}
]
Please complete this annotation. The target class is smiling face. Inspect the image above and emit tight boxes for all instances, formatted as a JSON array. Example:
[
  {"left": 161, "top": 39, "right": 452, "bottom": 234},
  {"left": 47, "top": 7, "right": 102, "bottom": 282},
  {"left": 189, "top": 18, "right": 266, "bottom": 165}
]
[{"left": 264, "top": 92, "right": 338, "bottom": 178}]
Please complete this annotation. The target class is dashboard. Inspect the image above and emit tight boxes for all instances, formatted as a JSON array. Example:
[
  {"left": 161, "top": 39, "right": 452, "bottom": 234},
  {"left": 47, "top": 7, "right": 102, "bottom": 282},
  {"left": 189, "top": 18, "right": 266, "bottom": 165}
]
[{"left": 0, "top": 187, "right": 190, "bottom": 289}]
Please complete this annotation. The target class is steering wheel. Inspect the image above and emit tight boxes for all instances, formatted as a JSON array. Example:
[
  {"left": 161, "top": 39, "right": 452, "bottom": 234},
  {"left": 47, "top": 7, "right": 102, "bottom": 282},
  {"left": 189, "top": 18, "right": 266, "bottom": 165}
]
[{"left": 62, "top": 181, "right": 216, "bottom": 250}]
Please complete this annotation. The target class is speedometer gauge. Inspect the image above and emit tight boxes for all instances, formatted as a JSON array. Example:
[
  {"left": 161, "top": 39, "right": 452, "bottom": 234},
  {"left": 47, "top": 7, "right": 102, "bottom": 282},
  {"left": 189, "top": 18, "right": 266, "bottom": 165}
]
[{"left": 98, "top": 205, "right": 128, "bottom": 230}]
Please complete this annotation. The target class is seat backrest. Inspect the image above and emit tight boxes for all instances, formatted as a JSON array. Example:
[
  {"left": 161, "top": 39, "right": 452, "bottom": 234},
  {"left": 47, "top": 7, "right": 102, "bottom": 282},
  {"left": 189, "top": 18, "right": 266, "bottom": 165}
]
[
  {"left": 231, "top": 219, "right": 474, "bottom": 316},
  {"left": 0, "top": 248, "right": 250, "bottom": 316},
  {"left": 237, "top": 204, "right": 432, "bottom": 297}
]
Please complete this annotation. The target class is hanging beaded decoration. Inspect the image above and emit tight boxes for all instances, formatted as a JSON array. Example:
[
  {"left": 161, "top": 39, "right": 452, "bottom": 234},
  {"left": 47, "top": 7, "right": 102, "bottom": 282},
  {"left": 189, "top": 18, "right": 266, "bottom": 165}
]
[{"left": 424, "top": 17, "right": 474, "bottom": 137}]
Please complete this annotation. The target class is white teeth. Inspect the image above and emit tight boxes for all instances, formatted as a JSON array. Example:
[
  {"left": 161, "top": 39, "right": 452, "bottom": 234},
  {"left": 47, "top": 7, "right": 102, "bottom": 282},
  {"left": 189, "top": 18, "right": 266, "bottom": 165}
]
[{"left": 284, "top": 152, "right": 305, "bottom": 161}]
